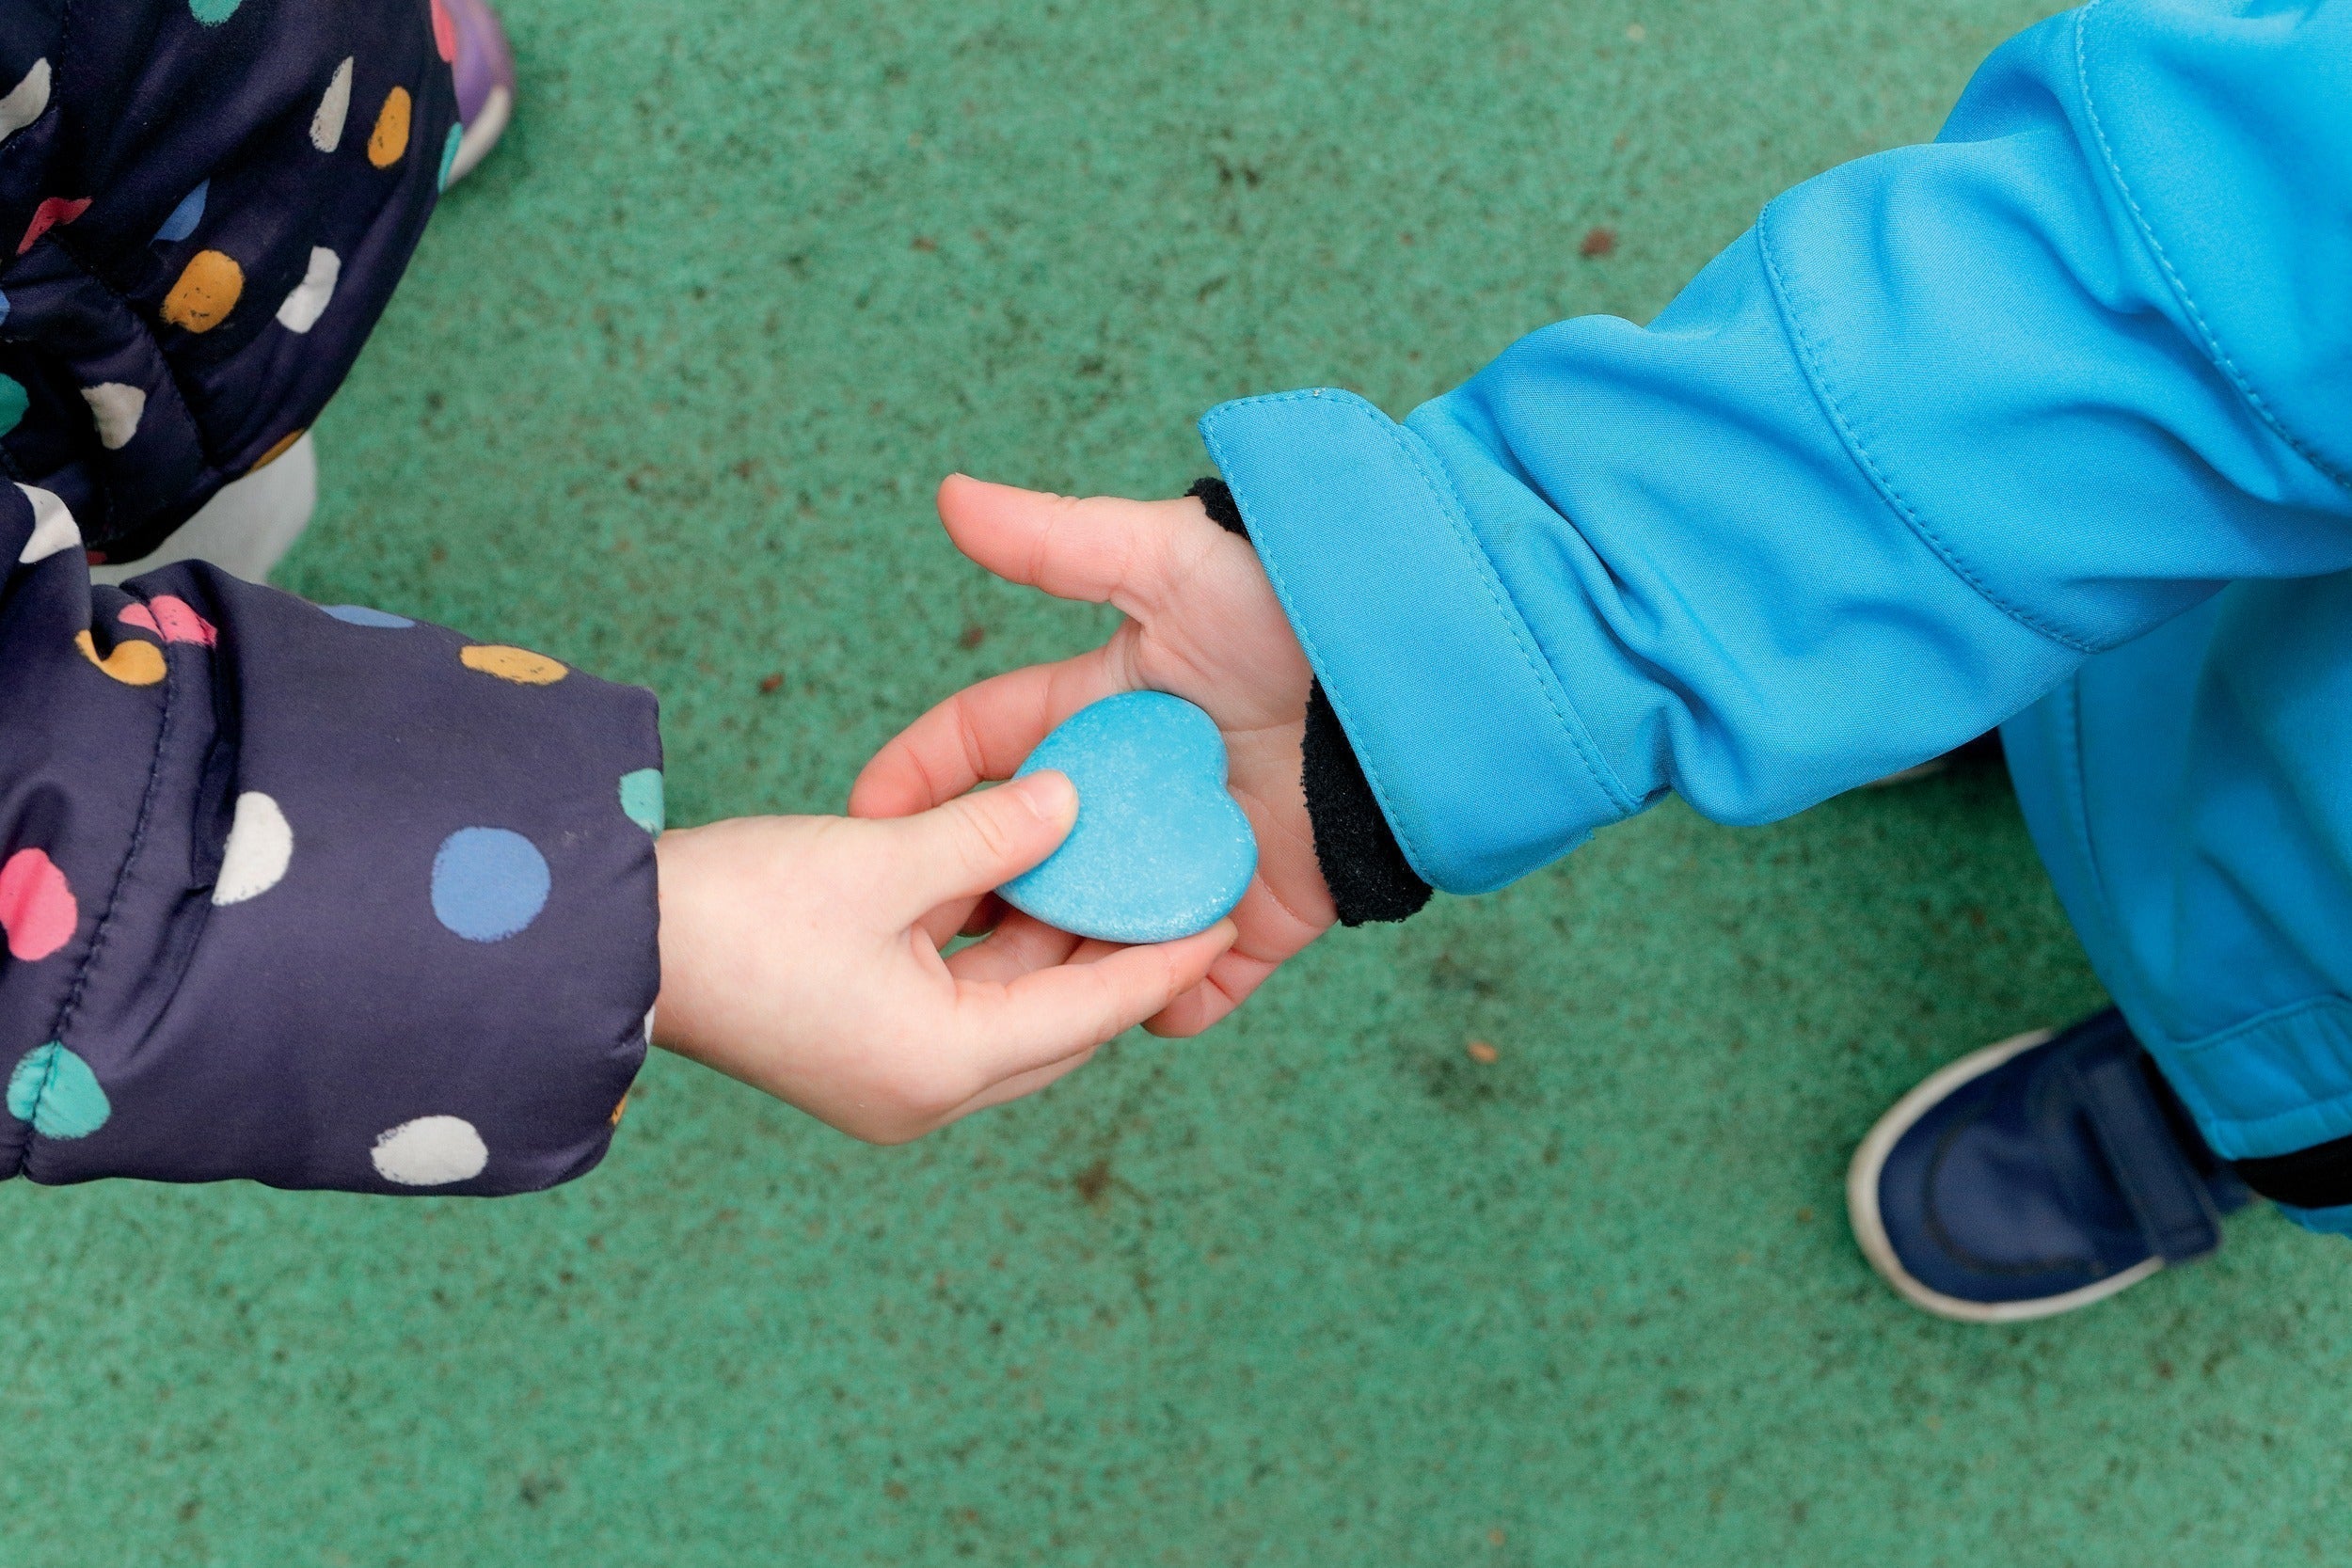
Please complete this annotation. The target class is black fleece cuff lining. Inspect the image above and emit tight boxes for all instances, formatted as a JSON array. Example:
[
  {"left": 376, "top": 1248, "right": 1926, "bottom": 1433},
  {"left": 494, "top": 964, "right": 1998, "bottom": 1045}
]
[
  {"left": 2234, "top": 1132, "right": 2352, "bottom": 1212},
  {"left": 1189, "top": 476, "right": 1432, "bottom": 927},
  {"left": 1187, "top": 475, "right": 1248, "bottom": 536},
  {"left": 1302, "top": 681, "right": 1433, "bottom": 925}
]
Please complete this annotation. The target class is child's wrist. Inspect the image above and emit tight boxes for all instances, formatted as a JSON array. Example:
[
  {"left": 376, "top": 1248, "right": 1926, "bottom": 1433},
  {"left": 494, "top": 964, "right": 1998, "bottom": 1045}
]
[{"left": 648, "top": 825, "right": 706, "bottom": 1058}]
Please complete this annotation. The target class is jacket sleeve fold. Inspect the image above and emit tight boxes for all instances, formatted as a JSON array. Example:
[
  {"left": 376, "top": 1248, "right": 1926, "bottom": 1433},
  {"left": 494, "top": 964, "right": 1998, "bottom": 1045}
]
[{"left": 1203, "top": 0, "right": 2352, "bottom": 895}]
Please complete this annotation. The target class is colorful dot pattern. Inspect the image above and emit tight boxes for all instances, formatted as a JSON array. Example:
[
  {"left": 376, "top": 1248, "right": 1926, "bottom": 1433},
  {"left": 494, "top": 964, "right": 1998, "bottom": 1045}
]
[
  {"left": 275, "top": 247, "right": 340, "bottom": 333},
  {"left": 310, "top": 60, "right": 352, "bottom": 153},
  {"left": 368, "top": 86, "right": 412, "bottom": 168},
  {"left": 0, "top": 848, "right": 76, "bottom": 960},
  {"left": 248, "top": 428, "right": 304, "bottom": 473},
  {"left": 323, "top": 604, "right": 415, "bottom": 628},
  {"left": 119, "top": 595, "right": 217, "bottom": 646},
  {"left": 153, "top": 181, "right": 206, "bottom": 243},
  {"left": 0, "top": 483, "right": 658, "bottom": 1192},
  {"left": 161, "top": 249, "right": 243, "bottom": 333},
  {"left": 0, "top": 58, "right": 49, "bottom": 145},
  {"left": 74, "top": 628, "right": 166, "bottom": 687},
  {"left": 462, "top": 644, "right": 568, "bottom": 685},
  {"left": 619, "top": 768, "right": 665, "bottom": 835},
  {"left": 213, "top": 792, "right": 292, "bottom": 904},
  {"left": 81, "top": 384, "right": 146, "bottom": 450},
  {"left": 18, "top": 196, "right": 88, "bottom": 256},
  {"left": 0, "top": 0, "right": 473, "bottom": 554},
  {"left": 8, "top": 1043, "right": 109, "bottom": 1140},
  {"left": 432, "top": 827, "right": 550, "bottom": 942}
]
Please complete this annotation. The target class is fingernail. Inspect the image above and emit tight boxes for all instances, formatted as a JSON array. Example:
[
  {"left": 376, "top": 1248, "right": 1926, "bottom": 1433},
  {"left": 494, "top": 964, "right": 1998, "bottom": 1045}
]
[{"left": 1013, "top": 769, "right": 1076, "bottom": 819}]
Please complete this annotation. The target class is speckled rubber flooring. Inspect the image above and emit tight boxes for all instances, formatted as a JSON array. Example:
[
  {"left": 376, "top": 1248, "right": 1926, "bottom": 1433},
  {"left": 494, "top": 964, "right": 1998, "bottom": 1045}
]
[{"left": 9, "top": 1, "right": 2346, "bottom": 1562}]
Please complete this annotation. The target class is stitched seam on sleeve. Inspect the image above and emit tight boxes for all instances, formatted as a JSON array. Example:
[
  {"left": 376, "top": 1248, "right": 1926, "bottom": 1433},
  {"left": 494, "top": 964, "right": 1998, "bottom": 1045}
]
[
  {"left": 1377, "top": 405, "right": 1638, "bottom": 814},
  {"left": 2071, "top": 2, "right": 2352, "bottom": 499},
  {"left": 42, "top": 233, "right": 222, "bottom": 474},
  {"left": 1204, "top": 422, "right": 1441, "bottom": 880},
  {"left": 1205, "top": 393, "right": 1636, "bottom": 885},
  {"left": 15, "top": 590, "right": 178, "bottom": 1179},
  {"left": 1753, "top": 208, "right": 2098, "bottom": 655}
]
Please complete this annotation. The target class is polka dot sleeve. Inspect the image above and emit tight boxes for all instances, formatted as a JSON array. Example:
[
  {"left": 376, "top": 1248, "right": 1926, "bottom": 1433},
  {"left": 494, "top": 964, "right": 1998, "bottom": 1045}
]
[{"left": 0, "top": 483, "right": 660, "bottom": 1195}]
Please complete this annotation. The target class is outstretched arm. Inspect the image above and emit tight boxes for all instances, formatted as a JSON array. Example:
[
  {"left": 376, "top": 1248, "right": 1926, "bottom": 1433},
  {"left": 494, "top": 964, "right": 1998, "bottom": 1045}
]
[
  {"left": 1206, "top": 0, "right": 2352, "bottom": 893},
  {"left": 859, "top": 0, "right": 2352, "bottom": 1025}
]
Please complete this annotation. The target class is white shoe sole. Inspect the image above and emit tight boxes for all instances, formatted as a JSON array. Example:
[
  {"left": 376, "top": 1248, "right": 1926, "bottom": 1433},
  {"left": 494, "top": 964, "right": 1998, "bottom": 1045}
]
[
  {"left": 1846, "top": 1027, "right": 2162, "bottom": 1324},
  {"left": 447, "top": 84, "right": 511, "bottom": 187}
]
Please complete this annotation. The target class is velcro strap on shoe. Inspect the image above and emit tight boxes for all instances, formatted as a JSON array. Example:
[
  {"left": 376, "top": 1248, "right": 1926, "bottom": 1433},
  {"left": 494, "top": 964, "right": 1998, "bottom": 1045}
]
[{"left": 2069, "top": 1053, "right": 2225, "bottom": 1263}]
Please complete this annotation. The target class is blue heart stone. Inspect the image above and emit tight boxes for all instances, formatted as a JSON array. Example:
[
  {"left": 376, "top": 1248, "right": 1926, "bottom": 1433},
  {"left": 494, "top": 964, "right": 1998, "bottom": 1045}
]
[{"left": 998, "top": 691, "right": 1256, "bottom": 943}]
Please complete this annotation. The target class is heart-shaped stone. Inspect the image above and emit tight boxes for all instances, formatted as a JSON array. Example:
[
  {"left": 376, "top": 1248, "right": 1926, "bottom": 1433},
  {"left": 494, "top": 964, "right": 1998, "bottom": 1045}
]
[{"left": 998, "top": 691, "right": 1256, "bottom": 943}]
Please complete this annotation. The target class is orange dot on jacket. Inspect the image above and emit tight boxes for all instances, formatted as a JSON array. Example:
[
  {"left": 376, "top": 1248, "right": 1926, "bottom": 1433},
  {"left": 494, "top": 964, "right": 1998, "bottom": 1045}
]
[
  {"left": 161, "top": 249, "right": 243, "bottom": 332},
  {"left": 74, "top": 629, "right": 166, "bottom": 687},
  {"left": 368, "top": 86, "right": 412, "bottom": 167},
  {"left": 249, "top": 428, "right": 303, "bottom": 473},
  {"left": 460, "top": 645, "right": 568, "bottom": 686}
]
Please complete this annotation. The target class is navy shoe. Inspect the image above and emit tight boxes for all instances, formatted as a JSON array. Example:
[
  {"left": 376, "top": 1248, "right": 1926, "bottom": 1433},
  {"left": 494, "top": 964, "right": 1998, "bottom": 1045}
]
[{"left": 1848, "top": 1010, "right": 2253, "bottom": 1323}]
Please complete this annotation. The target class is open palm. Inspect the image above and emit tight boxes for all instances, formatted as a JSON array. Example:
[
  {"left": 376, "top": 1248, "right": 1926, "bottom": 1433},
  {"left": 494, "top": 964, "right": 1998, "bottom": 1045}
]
[{"left": 849, "top": 475, "right": 1334, "bottom": 1037}]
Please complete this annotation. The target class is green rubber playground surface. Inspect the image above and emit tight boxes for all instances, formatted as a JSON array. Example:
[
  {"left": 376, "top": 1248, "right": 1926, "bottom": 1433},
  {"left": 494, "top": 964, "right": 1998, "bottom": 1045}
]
[{"left": 8, "top": 0, "right": 2349, "bottom": 1562}]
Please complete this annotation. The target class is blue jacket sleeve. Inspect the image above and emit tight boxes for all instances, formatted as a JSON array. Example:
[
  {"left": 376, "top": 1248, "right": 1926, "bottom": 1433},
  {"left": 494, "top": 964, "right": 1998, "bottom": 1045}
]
[
  {"left": 0, "top": 483, "right": 661, "bottom": 1194},
  {"left": 1201, "top": 0, "right": 2352, "bottom": 895}
]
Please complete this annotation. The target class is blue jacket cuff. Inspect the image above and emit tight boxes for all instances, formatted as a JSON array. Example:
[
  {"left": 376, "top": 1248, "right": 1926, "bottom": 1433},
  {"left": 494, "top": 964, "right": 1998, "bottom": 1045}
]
[{"left": 1198, "top": 388, "right": 1632, "bottom": 895}]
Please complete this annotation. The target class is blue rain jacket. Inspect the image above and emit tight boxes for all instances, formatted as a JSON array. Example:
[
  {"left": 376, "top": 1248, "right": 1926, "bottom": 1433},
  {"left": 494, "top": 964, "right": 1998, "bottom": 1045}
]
[{"left": 1204, "top": 0, "right": 2352, "bottom": 1178}]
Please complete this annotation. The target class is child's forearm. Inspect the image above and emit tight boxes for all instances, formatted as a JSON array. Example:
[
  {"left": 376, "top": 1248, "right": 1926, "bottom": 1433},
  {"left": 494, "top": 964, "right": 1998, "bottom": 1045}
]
[{"left": 1202, "top": 0, "right": 2352, "bottom": 896}]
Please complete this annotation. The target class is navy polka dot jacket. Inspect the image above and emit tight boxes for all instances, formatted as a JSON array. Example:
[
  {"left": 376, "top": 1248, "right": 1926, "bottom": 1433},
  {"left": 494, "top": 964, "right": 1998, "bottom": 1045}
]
[{"left": 0, "top": 3, "right": 661, "bottom": 1195}]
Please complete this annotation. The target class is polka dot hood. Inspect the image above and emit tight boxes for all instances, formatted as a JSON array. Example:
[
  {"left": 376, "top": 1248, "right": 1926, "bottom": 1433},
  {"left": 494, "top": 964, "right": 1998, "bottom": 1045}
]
[
  {"left": 0, "top": 482, "right": 661, "bottom": 1194},
  {"left": 0, "top": 0, "right": 461, "bottom": 560}
]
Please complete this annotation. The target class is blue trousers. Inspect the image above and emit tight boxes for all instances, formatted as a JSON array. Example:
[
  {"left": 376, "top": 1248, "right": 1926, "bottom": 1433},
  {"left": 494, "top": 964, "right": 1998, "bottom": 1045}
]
[{"left": 2006, "top": 575, "right": 2352, "bottom": 1235}]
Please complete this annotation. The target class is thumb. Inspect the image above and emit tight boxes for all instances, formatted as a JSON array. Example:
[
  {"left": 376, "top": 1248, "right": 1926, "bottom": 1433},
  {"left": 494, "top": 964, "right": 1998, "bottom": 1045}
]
[
  {"left": 937, "top": 476, "right": 1199, "bottom": 616},
  {"left": 883, "top": 769, "right": 1078, "bottom": 919}
]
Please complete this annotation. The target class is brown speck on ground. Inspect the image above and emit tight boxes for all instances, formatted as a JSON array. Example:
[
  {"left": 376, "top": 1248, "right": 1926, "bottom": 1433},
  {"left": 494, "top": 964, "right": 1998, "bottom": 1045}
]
[
  {"left": 1795, "top": 1205, "right": 1814, "bottom": 1223},
  {"left": 911, "top": 234, "right": 938, "bottom": 252},
  {"left": 1488, "top": 1528, "right": 1507, "bottom": 1546},
  {"left": 1466, "top": 1039, "right": 1500, "bottom": 1064},
  {"left": 758, "top": 673, "right": 784, "bottom": 693},
  {"left": 1581, "top": 226, "right": 1617, "bottom": 258},
  {"left": 959, "top": 623, "right": 987, "bottom": 649},
  {"left": 1073, "top": 1157, "right": 1113, "bottom": 1206}
]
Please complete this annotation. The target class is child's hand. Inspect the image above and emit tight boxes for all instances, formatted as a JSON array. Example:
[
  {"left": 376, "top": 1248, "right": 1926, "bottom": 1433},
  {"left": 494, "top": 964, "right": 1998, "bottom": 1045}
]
[
  {"left": 651, "top": 770, "right": 1236, "bottom": 1143},
  {"left": 850, "top": 476, "right": 1333, "bottom": 1037}
]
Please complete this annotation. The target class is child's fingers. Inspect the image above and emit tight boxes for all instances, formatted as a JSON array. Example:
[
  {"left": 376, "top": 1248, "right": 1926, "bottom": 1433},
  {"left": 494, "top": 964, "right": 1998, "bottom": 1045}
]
[
  {"left": 936, "top": 475, "right": 1208, "bottom": 617},
  {"left": 916, "top": 893, "right": 987, "bottom": 950},
  {"left": 959, "top": 891, "right": 1008, "bottom": 939},
  {"left": 953, "top": 921, "right": 1236, "bottom": 1081},
  {"left": 914, "top": 889, "right": 1001, "bottom": 951},
  {"left": 879, "top": 769, "right": 1080, "bottom": 919},
  {"left": 848, "top": 642, "right": 1134, "bottom": 818},
  {"left": 942, "top": 909, "right": 1084, "bottom": 984},
  {"left": 937, "top": 1048, "right": 1103, "bottom": 1123}
]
